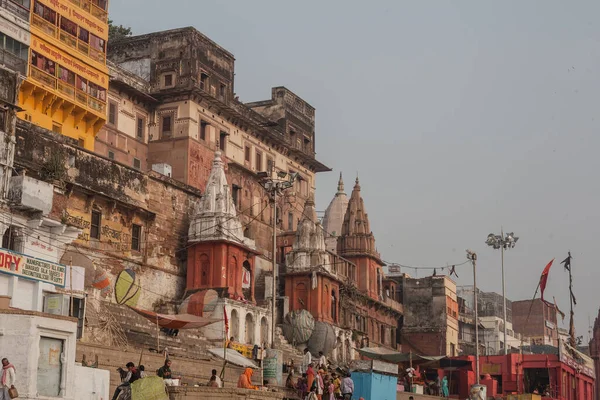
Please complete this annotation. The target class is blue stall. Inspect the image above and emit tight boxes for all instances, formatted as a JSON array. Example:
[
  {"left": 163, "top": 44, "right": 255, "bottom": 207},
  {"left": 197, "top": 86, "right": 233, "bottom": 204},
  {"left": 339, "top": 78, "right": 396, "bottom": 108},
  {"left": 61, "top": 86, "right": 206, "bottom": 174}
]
[{"left": 350, "top": 359, "right": 398, "bottom": 400}]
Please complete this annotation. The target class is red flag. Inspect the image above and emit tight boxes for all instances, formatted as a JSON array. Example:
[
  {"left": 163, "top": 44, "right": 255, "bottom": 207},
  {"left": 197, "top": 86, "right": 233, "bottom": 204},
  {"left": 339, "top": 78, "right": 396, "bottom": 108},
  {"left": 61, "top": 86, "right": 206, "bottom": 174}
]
[{"left": 539, "top": 259, "right": 554, "bottom": 302}]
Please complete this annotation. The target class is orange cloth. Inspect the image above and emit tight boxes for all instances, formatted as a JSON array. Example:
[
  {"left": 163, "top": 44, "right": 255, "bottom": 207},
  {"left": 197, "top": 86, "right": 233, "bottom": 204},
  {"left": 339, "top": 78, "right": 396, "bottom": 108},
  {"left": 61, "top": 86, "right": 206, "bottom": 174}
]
[
  {"left": 307, "top": 366, "right": 315, "bottom": 392},
  {"left": 237, "top": 368, "right": 257, "bottom": 390}
]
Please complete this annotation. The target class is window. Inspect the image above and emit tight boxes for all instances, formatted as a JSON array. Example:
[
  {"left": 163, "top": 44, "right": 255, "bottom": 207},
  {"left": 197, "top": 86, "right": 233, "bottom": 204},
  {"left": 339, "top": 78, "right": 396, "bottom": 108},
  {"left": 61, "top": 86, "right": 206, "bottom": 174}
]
[
  {"left": 245, "top": 145, "right": 251, "bottom": 162},
  {"left": 288, "top": 212, "right": 294, "bottom": 231},
  {"left": 133, "top": 158, "right": 141, "bottom": 170},
  {"left": 200, "top": 73, "right": 209, "bottom": 90},
  {"left": 136, "top": 116, "right": 145, "bottom": 139},
  {"left": 161, "top": 115, "right": 172, "bottom": 137},
  {"left": 71, "top": 297, "right": 85, "bottom": 339},
  {"left": 0, "top": 109, "right": 6, "bottom": 132},
  {"left": 255, "top": 150, "right": 262, "bottom": 171},
  {"left": 90, "top": 210, "right": 101, "bottom": 239},
  {"left": 2, "top": 226, "right": 22, "bottom": 252},
  {"left": 108, "top": 150, "right": 114, "bottom": 160},
  {"left": 52, "top": 123, "right": 62, "bottom": 134},
  {"left": 78, "top": 26, "right": 89, "bottom": 43},
  {"left": 199, "top": 120, "right": 208, "bottom": 141},
  {"left": 60, "top": 16, "right": 77, "bottom": 37},
  {"left": 219, "top": 83, "right": 226, "bottom": 100},
  {"left": 0, "top": 33, "right": 29, "bottom": 60},
  {"left": 266, "top": 156, "right": 274, "bottom": 173},
  {"left": 77, "top": 138, "right": 85, "bottom": 147},
  {"left": 33, "top": 1, "right": 57, "bottom": 24},
  {"left": 164, "top": 74, "right": 173, "bottom": 87},
  {"left": 89, "top": 33, "right": 105, "bottom": 54},
  {"left": 219, "top": 131, "right": 227, "bottom": 152},
  {"left": 108, "top": 101, "right": 117, "bottom": 125},
  {"left": 131, "top": 224, "right": 141, "bottom": 251},
  {"left": 232, "top": 185, "right": 241, "bottom": 210}
]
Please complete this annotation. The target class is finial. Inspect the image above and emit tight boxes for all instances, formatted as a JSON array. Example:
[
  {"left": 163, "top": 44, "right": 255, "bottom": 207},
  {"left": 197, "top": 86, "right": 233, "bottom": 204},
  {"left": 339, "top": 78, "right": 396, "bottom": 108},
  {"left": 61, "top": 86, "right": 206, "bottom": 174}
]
[
  {"left": 337, "top": 172, "right": 345, "bottom": 194},
  {"left": 213, "top": 150, "right": 223, "bottom": 167},
  {"left": 355, "top": 173, "right": 360, "bottom": 186}
]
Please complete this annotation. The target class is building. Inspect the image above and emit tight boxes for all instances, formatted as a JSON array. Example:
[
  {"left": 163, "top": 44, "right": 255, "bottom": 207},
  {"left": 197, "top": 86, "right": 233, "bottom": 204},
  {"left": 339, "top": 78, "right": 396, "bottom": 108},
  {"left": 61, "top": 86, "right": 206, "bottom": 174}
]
[
  {"left": 450, "top": 351, "right": 594, "bottom": 400},
  {"left": 402, "top": 275, "right": 458, "bottom": 356},
  {"left": 512, "top": 298, "right": 560, "bottom": 347},
  {"left": 18, "top": 0, "right": 109, "bottom": 149},
  {"left": 589, "top": 308, "right": 600, "bottom": 400},
  {"left": 334, "top": 177, "right": 403, "bottom": 350},
  {"left": 0, "top": 0, "right": 31, "bottom": 76},
  {"left": 322, "top": 173, "right": 349, "bottom": 252}
]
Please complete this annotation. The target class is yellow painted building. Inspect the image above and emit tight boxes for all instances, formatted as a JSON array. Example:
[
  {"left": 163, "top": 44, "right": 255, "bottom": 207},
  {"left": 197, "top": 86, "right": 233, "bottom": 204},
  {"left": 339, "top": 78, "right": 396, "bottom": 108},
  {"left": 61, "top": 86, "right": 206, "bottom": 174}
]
[{"left": 18, "top": 0, "right": 109, "bottom": 149}]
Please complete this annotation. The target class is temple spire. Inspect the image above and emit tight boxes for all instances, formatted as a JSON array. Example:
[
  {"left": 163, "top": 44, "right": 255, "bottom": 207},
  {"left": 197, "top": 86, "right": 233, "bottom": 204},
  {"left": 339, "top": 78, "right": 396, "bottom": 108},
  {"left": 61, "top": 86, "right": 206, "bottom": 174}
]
[{"left": 337, "top": 172, "right": 345, "bottom": 194}]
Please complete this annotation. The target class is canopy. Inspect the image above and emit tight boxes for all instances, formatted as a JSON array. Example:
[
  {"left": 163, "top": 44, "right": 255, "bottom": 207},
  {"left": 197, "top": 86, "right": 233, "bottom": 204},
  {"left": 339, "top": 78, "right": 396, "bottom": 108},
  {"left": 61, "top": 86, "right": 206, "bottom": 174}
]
[
  {"left": 208, "top": 348, "right": 259, "bottom": 368},
  {"left": 128, "top": 306, "right": 221, "bottom": 330},
  {"left": 357, "top": 347, "right": 471, "bottom": 369}
]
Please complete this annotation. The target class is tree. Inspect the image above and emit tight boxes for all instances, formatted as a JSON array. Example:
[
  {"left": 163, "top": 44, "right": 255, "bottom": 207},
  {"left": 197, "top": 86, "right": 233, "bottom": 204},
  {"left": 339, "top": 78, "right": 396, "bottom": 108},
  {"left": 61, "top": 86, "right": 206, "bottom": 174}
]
[{"left": 108, "top": 19, "right": 132, "bottom": 42}]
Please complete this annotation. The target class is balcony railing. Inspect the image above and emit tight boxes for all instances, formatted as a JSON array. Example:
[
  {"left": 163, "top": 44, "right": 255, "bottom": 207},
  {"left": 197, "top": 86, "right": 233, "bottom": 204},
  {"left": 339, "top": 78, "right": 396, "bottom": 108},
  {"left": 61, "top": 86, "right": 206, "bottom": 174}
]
[
  {"left": 0, "top": 48, "right": 26, "bottom": 75},
  {"left": 33, "top": 15, "right": 107, "bottom": 64},
  {"left": 66, "top": 0, "right": 107, "bottom": 22},
  {"left": 30, "top": 65, "right": 106, "bottom": 115},
  {"left": 1, "top": 0, "right": 30, "bottom": 22}
]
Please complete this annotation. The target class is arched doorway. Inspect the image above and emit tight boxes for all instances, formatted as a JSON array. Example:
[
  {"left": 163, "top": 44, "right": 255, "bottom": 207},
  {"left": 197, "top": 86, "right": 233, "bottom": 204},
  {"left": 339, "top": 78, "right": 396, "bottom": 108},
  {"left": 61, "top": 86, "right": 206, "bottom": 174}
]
[
  {"left": 260, "top": 317, "right": 268, "bottom": 346},
  {"left": 295, "top": 282, "right": 307, "bottom": 310},
  {"left": 230, "top": 309, "right": 239, "bottom": 341},
  {"left": 245, "top": 313, "right": 255, "bottom": 345},
  {"left": 199, "top": 254, "right": 209, "bottom": 286}
]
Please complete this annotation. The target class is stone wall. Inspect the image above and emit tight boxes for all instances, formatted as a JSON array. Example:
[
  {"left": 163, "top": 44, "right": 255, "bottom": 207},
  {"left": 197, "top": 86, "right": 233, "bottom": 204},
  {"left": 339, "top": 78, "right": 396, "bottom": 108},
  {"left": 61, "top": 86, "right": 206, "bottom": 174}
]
[{"left": 167, "top": 386, "right": 290, "bottom": 400}]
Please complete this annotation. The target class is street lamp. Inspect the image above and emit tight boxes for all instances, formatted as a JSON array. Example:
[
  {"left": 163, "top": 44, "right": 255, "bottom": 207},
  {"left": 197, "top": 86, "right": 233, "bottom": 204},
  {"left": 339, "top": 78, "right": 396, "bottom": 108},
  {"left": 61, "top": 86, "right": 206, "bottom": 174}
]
[
  {"left": 466, "top": 250, "right": 480, "bottom": 382},
  {"left": 485, "top": 229, "right": 519, "bottom": 355},
  {"left": 258, "top": 169, "right": 298, "bottom": 349}
]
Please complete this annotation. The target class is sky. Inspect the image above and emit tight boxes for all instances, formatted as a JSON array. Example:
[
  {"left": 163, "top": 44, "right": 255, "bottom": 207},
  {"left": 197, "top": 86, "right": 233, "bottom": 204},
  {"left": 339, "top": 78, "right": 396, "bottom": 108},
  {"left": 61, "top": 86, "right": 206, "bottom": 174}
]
[{"left": 109, "top": 0, "right": 600, "bottom": 341}]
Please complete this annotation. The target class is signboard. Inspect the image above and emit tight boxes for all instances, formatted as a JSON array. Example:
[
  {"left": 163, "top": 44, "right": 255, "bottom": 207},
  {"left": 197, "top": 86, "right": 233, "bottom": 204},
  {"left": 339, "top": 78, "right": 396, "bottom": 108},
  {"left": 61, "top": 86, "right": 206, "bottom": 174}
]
[
  {"left": 30, "top": 36, "right": 108, "bottom": 87},
  {"left": 558, "top": 340, "right": 595, "bottom": 378},
  {"left": 0, "top": 247, "right": 66, "bottom": 287},
  {"left": 230, "top": 342, "right": 253, "bottom": 359}
]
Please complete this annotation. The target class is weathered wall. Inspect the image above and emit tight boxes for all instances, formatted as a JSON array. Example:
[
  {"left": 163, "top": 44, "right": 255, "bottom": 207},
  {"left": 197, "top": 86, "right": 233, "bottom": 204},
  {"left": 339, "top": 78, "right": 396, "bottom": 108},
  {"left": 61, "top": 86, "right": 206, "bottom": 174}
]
[
  {"left": 0, "top": 311, "right": 78, "bottom": 400},
  {"left": 167, "top": 387, "right": 288, "bottom": 400},
  {"left": 512, "top": 298, "right": 557, "bottom": 345}
]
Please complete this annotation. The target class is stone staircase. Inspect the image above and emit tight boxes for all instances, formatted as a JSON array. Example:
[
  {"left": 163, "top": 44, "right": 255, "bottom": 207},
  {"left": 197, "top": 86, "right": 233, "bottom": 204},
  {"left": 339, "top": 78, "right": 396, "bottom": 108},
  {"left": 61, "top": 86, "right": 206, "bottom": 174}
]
[{"left": 274, "top": 326, "right": 304, "bottom": 368}]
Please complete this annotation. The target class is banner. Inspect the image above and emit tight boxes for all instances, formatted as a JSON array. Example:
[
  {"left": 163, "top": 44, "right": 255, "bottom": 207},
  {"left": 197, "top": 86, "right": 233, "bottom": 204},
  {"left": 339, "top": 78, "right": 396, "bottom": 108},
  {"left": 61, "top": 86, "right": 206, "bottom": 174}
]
[
  {"left": 558, "top": 340, "right": 595, "bottom": 378},
  {"left": 0, "top": 247, "right": 66, "bottom": 287}
]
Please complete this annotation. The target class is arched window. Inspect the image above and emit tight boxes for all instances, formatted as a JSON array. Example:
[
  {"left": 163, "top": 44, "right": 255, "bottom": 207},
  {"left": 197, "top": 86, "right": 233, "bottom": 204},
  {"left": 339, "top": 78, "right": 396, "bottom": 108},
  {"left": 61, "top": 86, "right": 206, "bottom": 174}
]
[
  {"left": 242, "top": 260, "right": 252, "bottom": 300},
  {"left": 380, "top": 325, "right": 386, "bottom": 345},
  {"left": 199, "top": 254, "right": 210, "bottom": 286},
  {"left": 228, "top": 255, "right": 238, "bottom": 293},
  {"left": 230, "top": 309, "right": 239, "bottom": 341},
  {"left": 296, "top": 282, "right": 307, "bottom": 310},
  {"left": 245, "top": 313, "right": 255, "bottom": 345},
  {"left": 324, "top": 285, "right": 329, "bottom": 317},
  {"left": 260, "top": 317, "right": 269, "bottom": 346},
  {"left": 331, "top": 290, "right": 337, "bottom": 322}
]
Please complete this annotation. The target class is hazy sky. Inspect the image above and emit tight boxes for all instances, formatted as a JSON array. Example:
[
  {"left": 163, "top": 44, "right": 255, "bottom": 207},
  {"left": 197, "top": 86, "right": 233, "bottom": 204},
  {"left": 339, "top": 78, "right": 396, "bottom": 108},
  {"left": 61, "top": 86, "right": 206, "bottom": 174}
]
[{"left": 109, "top": 1, "right": 600, "bottom": 340}]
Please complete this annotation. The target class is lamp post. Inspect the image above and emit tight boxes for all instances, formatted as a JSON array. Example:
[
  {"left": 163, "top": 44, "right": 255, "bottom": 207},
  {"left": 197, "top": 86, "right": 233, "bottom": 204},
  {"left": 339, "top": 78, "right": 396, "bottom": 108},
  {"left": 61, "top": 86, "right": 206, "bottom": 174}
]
[
  {"left": 258, "top": 169, "right": 299, "bottom": 349},
  {"left": 485, "top": 229, "right": 519, "bottom": 355},
  {"left": 466, "top": 250, "right": 480, "bottom": 381}
]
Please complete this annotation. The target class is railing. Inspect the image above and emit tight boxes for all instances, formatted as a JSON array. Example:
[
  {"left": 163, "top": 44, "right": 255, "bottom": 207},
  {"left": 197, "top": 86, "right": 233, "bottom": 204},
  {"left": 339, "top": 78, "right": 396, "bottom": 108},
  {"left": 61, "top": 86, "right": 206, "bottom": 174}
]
[
  {"left": 66, "top": 0, "right": 107, "bottom": 22},
  {"left": 30, "top": 65, "right": 106, "bottom": 115},
  {"left": 0, "top": 49, "right": 26, "bottom": 75},
  {"left": 32, "top": 11, "right": 106, "bottom": 65},
  {"left": 32, "top": 14, "right": 57, "bottom": 38},
  {"left": 0, "top": 0, "right": 30, "bottom": 22}
]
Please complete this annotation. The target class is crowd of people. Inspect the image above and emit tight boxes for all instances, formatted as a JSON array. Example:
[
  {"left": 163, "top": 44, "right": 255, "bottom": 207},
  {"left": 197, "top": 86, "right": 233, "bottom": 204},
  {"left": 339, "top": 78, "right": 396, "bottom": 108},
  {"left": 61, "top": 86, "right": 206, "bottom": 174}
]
[{"left": 285, "top": 349, "right": 355, "bottom": 400}]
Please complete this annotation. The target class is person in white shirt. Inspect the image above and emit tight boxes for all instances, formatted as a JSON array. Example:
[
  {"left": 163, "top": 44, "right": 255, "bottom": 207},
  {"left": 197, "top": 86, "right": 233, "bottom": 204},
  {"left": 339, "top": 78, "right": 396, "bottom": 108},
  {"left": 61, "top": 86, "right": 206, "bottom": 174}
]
[
  {"left": 0, "top": 358, "right": 16, "bottom": 400},
  {"left": 318, "top": 351, "right": 327, "bottom": 369},
  {"left": 301, "top": 348, "right": 312, "bottom": 374},
  {"left": 209, "top": 369, "right": 222, "bottom": 388}
]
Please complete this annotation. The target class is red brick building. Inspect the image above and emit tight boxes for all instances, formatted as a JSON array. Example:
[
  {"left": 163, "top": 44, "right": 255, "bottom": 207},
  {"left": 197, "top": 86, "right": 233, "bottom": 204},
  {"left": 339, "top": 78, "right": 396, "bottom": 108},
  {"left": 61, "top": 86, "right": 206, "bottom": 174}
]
[{"left": 590, "top": 308, "right": 600, "bottom": 400}]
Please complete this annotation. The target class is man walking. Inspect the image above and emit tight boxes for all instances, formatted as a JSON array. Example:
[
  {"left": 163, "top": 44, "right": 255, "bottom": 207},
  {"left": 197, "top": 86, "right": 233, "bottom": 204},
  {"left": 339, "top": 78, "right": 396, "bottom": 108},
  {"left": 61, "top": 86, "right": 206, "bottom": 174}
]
[
  {"left": 341, "top": 372, "right": 354, "bottom": 400},
  {"left": 0, "top": 358, "right": 15, "bottom": 400},
  {"left": 302, "top": 348, "right": 312, "bottom": 374}
]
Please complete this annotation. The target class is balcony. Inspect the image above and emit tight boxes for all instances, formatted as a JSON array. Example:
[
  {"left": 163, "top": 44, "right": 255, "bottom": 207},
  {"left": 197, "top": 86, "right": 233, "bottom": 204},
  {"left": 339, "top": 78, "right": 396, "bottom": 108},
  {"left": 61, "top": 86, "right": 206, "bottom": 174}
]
[
  {"left": 0, "top": 48, "right": 26, "bottom": 75},
  {"left": 8, "top": 175, "right": 54, "bottom": 215},
  {"left": 66, "top": 0, "right": 107, "bottom": 22},
  {"left": 0, "top": 0, "right": 30, "bottom": 22},
  {"left": 29, "top": 65, "right": 107, "bottom": 116},
  {"left": 382, "top": 297, "right": 404, "bottom": 314}
]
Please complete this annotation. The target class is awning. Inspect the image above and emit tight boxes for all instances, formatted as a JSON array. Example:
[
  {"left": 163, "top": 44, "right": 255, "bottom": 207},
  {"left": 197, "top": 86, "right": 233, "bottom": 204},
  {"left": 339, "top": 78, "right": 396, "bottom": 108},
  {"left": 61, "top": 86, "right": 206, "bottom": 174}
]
[
  {"left": 208, "top": 348, "right": 259, "bottom": 368},
  {"left": 128, "top": 306, "right": 221, "bottom": 330},
  {"left": 357, "top": 347, "right": 471, "bottom": 369}
]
